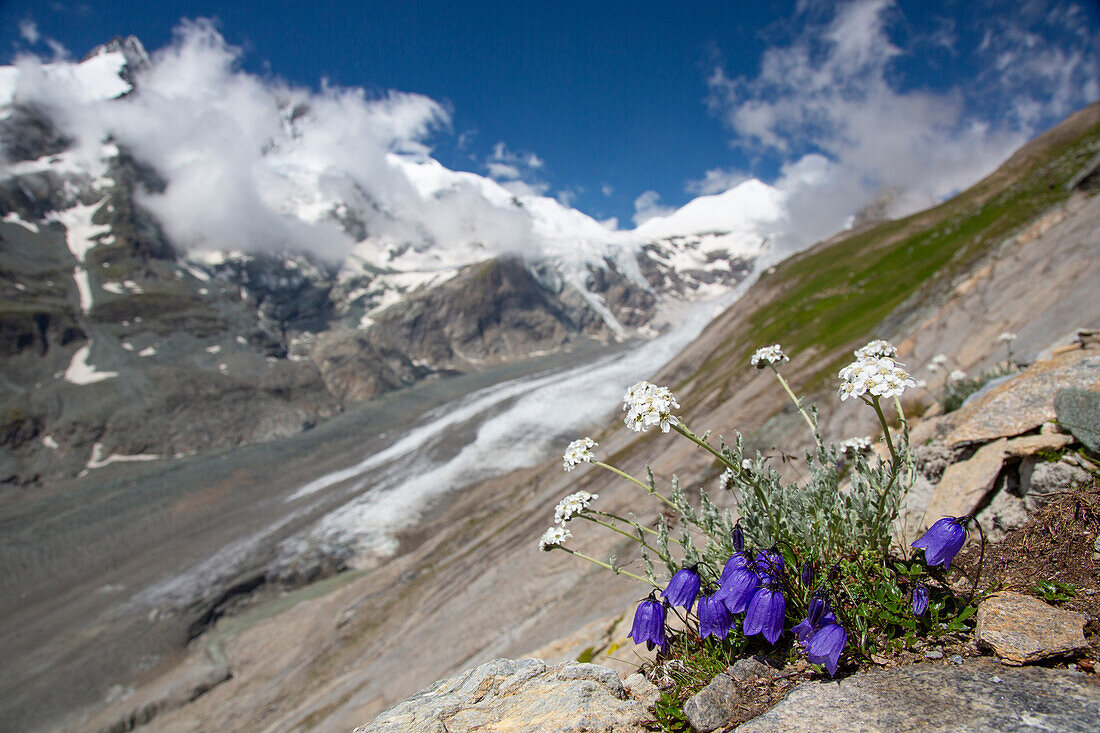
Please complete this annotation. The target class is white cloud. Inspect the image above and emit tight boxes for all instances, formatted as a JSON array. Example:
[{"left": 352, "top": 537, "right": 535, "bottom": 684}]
[
  {"left": 482, "top": 140, "right": 550, "bottom": 199},
  {"left": 6, "top": 20, "right": 549, "bottom": 261},
  {"left": 706, "top": 0, "right": 1098, "bottom": 248},
  {"left": 601, "top": 183, "right": 613, "bottom": 197},
  {"left": 19, "top": 20, "right": 40, "bottom": 44},
  {"left": 686, "top": 167, "right": 749, "bottom": 195},
  {"left": 632, "top": 190, "right": 674, "bottom": 226}
]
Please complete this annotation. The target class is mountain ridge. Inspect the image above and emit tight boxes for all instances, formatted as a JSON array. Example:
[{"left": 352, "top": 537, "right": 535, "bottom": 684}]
[{"left": 0, "top": 38, "right": 780, "bottom": 486}]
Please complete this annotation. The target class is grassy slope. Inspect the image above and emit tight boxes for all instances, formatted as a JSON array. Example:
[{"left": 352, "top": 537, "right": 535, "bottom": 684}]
[{"left": 681, "top": 102, "right": 1100, "bottom": 403}]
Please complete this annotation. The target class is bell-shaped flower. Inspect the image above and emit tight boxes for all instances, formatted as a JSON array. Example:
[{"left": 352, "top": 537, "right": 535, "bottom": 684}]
[
  {"left": 628, "top": 593, "right": 668, "bottom": 651},
  {"left": 743, "top": 585, "right": 786, "bottom": 644},
  {"left": 800, "top": 561, "right": 815, "bottom": 589},
  {"left": 911, "top": 516, "right": 969, "bottom": 570},
  {"left": 792, "top": 594, "right": 835, "bottom": 642},
  {"left": 804, "top": 622, "right": 847, "bottom": 676},
  {"left": 662, "top": 566, "right": 701, "bottom": 611},
  {"left": 715, "top": 563, "right": 760, "bottom": 614},
  {"left": 697, "top": 592, "right": 734, "bottom": 640},
  {"left": 911, "top": 585, "right": 929, "bottom": 616},
  {"left": 731, "top": 524, "right": 745, "bottom": 552},
  {"left": 718, "top": 551, "right": 748, "bottom": 587},
  {"left": 755, "top": 549, "right": 785, "bottom": 578}
]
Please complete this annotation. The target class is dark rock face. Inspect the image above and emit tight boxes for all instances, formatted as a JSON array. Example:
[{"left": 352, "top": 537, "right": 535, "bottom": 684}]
[
  {"left": 1055, "top": 387, "right": 1100, "bottom": 453},
  {"left": 0, "top": 105, "right": 72, "bottom": 163},
  {"left": 736, "top": 658, "right": 1100, "bottom": 733},
  {"left": 366, "top": 256, "right": 611, "bottom": 370}
]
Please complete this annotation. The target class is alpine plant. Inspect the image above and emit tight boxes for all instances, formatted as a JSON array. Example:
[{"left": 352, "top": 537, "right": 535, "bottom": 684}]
[{"left": 541, "top": 338, "right": 985, "bottom": 683}]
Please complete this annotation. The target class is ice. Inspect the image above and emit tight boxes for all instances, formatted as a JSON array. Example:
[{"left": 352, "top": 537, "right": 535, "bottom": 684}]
[
  {"left": 84, "top": 442, "right": 164, "bottom": 471},
  {"left": 2, "top": 212, "right": 39, "bottom": 232},
  {"left": 64, "top": 344, "right": 118, "bottom": 384}
]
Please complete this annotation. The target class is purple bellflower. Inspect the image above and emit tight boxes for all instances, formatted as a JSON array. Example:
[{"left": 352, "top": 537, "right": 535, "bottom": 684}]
[
  {"left": 718, "top": 551, "right": 748, "bottom": 587},
  {"left": 743, "top": 582, "right": 786, "bottom": 644},
  {"left": 731, "top": 523, "right": 745, "bottom": 553},
  {"left": 755, "top": 548, "right": 785, "bottom": 576},
  {"left": 698, "top": 591, "right": 734, "bottom": 640},
  {"left": 792, "top": 594, "right": 836, "bottom": 642},
  {"left": 911, "top": 584, "right": 929, "bottom": 616},
  {"left": 662, "top": 566, "right": 702, "bottom": 611},
  {"left": 628, "top": 592, "right": 668, "bottom": 651},
  {"left": 801, "top": 561, "right": 815, "bottom": 589},
  {"left": 911, "top": 516, "right": 969, "bottom": 570},
  {"left": 716, "top": 563, "right": 760, "bottom": 614},
  {"left": 804, "top": 622, "right": 847, "bottom": 676}
]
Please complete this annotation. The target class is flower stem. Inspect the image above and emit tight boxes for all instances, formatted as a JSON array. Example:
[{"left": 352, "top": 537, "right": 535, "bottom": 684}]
[
  {"left": 892, "top": 395, "right": 909, "bottom": 439},
  {"left": 579, "top": 514, "right": 672, "bottom": 564},
  {"left": 671, "top": 423, "right": 738, "bottom": 472},
  {"left": 594, "top": 461, "right": 680, "bottom": 513},
  {"left": 868, "top": 395, "right": 898, "bottom": 466},
  {"left": 560, "top": 547, "right": 660, "bottom": 588},
  {"left": 771, "top": 367, "right": 818, "bottom": 438},
  {"left": 590, "top": 510, "right": 660, "bottom": 537},
  {"left": 966, "top": 517, "right": 987, "bottom": 604}
]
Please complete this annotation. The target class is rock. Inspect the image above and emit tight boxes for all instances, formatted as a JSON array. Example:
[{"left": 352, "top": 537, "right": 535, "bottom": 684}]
[
  {"left": 728, "top": 657, "right": 780, "bottom": 682},
  {"left": 91, "top": 662, "right": 231, "bottom": 733},
  {"left": 976, "top": 488, "right": 1028, "bottom": 541},
  {"left": 358, "top": 658, "right": 650, "bottom": 733},
  {"left": 1003, "top": 432, "right": 1075, "bottom": 458},
  {"left": 976, "top": 591, "right": 1089, "bottom": 665},
  {"left": 1055, "top": 387, "right": 1100, "bottom": 453},
  {"left": 623, "top": 673, "right": 659, "bottom": 710},
  {"left": 1021, "top": 458, "right": 1094, "bottom": 512},
  {"left": 684, "top": 673, "right": 743, "bottom": 733},
  {"left": 945, "top": 348, "right": 1099, "bottom": 446},
  {"left": 911, "top": 441, "right": 955, "bottom": 483},
  {"left": 925, "top": 438, "right": 1007, "bottom": 520},
  {"left": 735, "top": 658, "right": 1100, "bottom": 732}
]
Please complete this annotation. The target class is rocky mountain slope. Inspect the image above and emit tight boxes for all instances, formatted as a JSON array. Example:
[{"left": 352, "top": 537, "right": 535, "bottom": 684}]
[
  {"left": 0, "top": 38, "right": 773, "bottom": 487},
  {"left": 65, "top": 103, "right": 1100, "bottom": 732}
]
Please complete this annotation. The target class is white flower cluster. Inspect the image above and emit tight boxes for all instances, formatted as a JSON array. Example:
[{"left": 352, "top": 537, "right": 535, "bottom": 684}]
[
  {"left": 854, "top": 340, "right": 897, "bottom": 360},
  {"left": 562, "top": 437, "right": 597, "bottom": 472},
  {"left": 948, "top": 369, "right": 967, "bottom": 382},
  {"left": 554, "top": 491, "right": 599, "bottom": 523},
  {"left": 837, "top": 343, "right": 917, "bottom": 401},
  {"left": 998, "top": 332, "right": 1017, "bottom": 343},
  {"left": 539, "top": 525, "right": 572, "bottom": 551},
  {"left": 622, "top": 381, "right": 679, "bottom": 433},
  {"left": 751, "top": 344, "right": 789, "bottom": 368},
  {"left": 839, "top": 436, "right": 873, "bottom": 454}
]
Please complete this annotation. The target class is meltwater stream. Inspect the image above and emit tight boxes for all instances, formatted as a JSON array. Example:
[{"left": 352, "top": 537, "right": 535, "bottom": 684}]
[{"left": 278, "top": 292, "right": 741, "bottom": 563}]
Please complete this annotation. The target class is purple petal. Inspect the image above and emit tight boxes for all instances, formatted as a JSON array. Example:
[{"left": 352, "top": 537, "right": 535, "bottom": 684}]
[
  {"left": 744, "top": 587, "right": 786, "bottom": 644},
  {"left": 662, "top": 568, "right": 701, "bottom": 611},
  {"left": 805, "top": 623, "right": 847, "bottom": 676}
]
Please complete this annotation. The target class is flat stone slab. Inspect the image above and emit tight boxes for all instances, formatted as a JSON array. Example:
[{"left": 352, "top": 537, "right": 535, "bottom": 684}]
[
  {"left": 977, "top": 591, "right": 1090, "bottom": 665},
  {"left": 924, "top": 437, "right": 1007, "bottom": 521},
  {"left": 945, "top": 349, "right": 1099, "bottom": 446},
  {"left": 1004, "top": 432, "right": 1075, "bottom": 458},
  {"left": 736, "top": 658, "right": 1100, "bottom": 732},
  {"left": 358, "top": 658, "right": 650, "bottom": 733}
]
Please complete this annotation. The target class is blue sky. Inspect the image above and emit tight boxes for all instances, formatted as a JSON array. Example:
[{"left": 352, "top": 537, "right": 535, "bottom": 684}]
[{"left": 2, "top": 0, "right": 1098, "bottom": 227}]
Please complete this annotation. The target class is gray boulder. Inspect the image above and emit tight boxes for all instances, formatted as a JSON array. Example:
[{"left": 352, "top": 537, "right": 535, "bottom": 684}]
[
  {"left": 1055, "top": 387, "right": 1100, "bottom": 453},
  {"left": 735, "top": 658, "right": 1100, "bottom": 732},
  {"left": 358, "top": 658, "right": 650, "bottom": 733}
]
